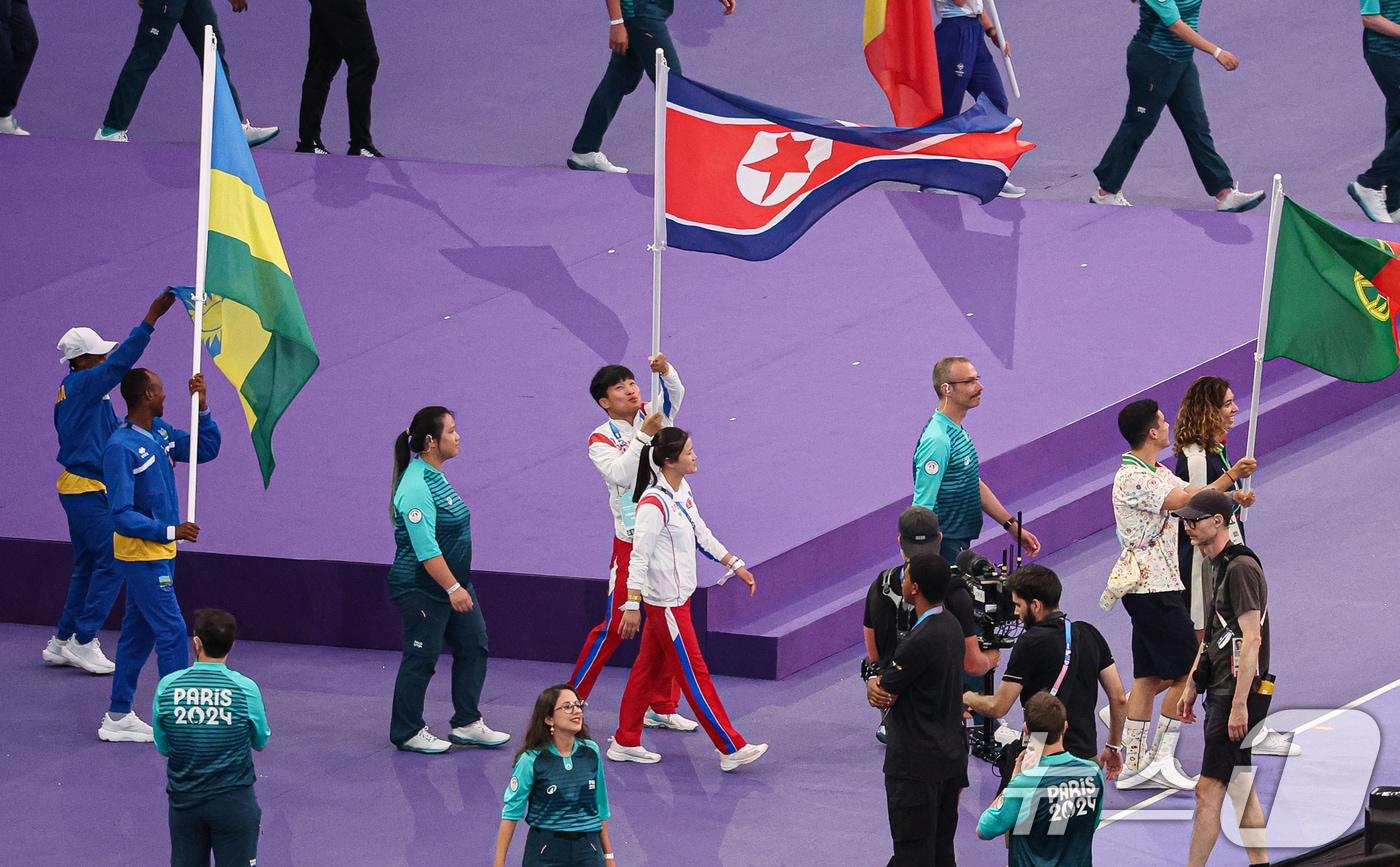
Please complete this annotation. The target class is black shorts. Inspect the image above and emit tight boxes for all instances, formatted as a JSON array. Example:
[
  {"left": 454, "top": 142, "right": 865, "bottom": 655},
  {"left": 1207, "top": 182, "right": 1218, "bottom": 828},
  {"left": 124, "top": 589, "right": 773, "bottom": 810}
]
[
  {"left": 1201, "top": 691, "right": 1273, "bottom": 783},
  {"left": 1121, "top": 591, "right": 1198, "bottom": 680}
]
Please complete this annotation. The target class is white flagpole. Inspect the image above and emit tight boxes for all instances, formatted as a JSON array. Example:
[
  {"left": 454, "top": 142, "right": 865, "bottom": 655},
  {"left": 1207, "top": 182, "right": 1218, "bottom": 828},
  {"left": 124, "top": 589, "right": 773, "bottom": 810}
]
[
  {"left": 186, "top": 25, "right": 217, "bottom": 524},
  {"left": 1240, "top": 173, "right": 1284, "bottom": 520},
  {"left": 650, "top": 48, "right": 669, "bottom": 404},
  {"left": 983, "top": 0, "right": 1021, "bottom": 99}
]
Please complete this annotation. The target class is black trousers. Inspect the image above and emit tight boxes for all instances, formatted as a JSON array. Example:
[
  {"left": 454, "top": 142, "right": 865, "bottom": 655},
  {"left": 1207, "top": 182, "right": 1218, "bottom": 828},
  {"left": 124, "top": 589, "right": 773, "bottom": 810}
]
[
  {"left": 885, "top": 776, "right": 962, "bottom": 866},
  {"left": 102, "top": 0, "right": 243, "bottom": 131},
  {"left": 389, "top": 588, "right": 489, "bottom": 746},
  {"left": 1093, "top": 42, "right": 1233, "bottom": 197},
  {"left": 570, "top": 16, "right": 680, "bottom": 154},
  {"left": 0, "top": 0, "right": 37, "bottom": 117},
  {"left": 521, "top": 827, "right": 606, "bottom": 866},
  {"left": 1359, "top": 49, "right": 1400, "bottom": 212},
  {"left": 168, "top": 786, "right": 261, "bottom": 867},
  {"left": 298, "top": 0, "right": 379, "bottom": 149}
]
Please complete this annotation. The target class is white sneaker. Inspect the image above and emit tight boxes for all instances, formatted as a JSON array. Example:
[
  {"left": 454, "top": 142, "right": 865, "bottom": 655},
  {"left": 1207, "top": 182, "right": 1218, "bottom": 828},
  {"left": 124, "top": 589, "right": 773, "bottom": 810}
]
[
  {"left": 99, "top": 711, "right": 154, "bottom": 743},
  {"left": 1215, "top": 186, "right": 1266, "bottom": 213},
  {"left": 61, "top": 638, "right": 116, "bottom": 674},
  {"left": 644, "top": 710, "right": 700, "bottom": 732},
  {"left": 607, "top": 741, "right": 662, "bottom": 764},
  {"left": 719, "top": 742, "right": 768, "bottom": 772},
  {"left": 1116, "top": 757, "right": 1198, "bottom": 791},
  {"left": 449, "top": 719, "right": 511, "bottom": 747},
  {"left": 567, "top": 151, "right": 628, "bottom": 173},
  {"left": 998, "top": 180, "right": 1027, "bottom": 199},
  {"left": 1249, "top": 726, "right": 1301, "bottom": 757},
  {"left": 399, "top": 727, "right": 451, "bottom": 754},
  {"left": 94, "top": 128, "right": 129, "bottom": 143},
  {"left": 0, "top": 115, "right": 30, "bottom": 135},
  {"left": 1350, "top": 181, "right": 1394, "bottom": 224},
  {"left": 242, "top": 121, "right": 279, "bottom": 148},
  {"left": 43, "top": 636, "right": 71, "bottom": 666},
  {"left": 1090, "top": 190, "right": 1131, "bottom": 206}
]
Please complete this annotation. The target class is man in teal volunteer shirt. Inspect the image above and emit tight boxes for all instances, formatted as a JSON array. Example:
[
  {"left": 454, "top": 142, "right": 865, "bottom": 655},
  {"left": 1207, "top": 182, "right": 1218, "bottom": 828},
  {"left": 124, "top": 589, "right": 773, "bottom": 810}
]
[
  {"left": 977, "top": 692, "right": 1105, "bottom": 867},
  {"left": 913, "top": 355, "right": 1040, "bottom": 563},
  {"left": 154, "top": 608, "right": 270, "bottom": 867},
  {"left": 46, "top": 290, "right": 176, "bottom": 675}
]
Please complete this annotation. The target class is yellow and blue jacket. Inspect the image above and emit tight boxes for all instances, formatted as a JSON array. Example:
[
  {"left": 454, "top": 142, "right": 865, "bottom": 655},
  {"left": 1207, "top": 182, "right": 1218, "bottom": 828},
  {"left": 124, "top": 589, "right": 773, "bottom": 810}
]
[
  {"left": 102, "top": 414, "right": 221, "bottom": 562},
  {"left": 54, "top": 321, "right": 153, "bottom": 495}
]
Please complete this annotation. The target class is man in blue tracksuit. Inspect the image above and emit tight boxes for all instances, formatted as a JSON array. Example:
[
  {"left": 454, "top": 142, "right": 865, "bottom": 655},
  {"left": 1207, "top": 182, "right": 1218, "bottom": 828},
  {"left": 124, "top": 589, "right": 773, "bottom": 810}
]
[
  {"left": 98, "top": 367, "right": 221, "bottom": 743},
  {"left": 47, "top": 291, "right": 177, "bottom": 675}
]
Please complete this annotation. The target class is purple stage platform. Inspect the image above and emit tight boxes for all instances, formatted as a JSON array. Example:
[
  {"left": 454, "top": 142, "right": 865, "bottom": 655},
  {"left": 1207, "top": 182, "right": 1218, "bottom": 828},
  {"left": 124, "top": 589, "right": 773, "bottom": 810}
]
[
  {"left": 9, "top": 2, "right": 1385, "bottom": 221},
  {"left": 4, "top": 389, "right": 1399, "bottom": 866},
  {"left": 5, "top": 136, "right": 1400, "bottom": 679}
]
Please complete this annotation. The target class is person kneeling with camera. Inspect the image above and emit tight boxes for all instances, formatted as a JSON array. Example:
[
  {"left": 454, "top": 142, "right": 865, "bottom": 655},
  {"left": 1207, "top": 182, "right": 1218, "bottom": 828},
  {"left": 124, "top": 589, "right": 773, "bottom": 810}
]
[
  {"left": 977, "top": 692, "right": 1106, "bottom": 867},
  {"left": 963, "top": 565, "right": 1128, "bottom": 779}
]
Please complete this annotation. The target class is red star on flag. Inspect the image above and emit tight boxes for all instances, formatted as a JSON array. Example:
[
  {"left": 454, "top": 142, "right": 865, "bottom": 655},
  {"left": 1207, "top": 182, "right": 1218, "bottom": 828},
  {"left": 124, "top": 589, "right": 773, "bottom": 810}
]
[{"left": 745, "top": 134, "right": 814, "bottom": 201}]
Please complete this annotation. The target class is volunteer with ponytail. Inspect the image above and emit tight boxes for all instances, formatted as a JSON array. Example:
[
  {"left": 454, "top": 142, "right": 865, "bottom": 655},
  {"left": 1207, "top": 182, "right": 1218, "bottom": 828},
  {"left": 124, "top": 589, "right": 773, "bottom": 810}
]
[
  {"left": 608, "top": 426, "right": 767, "bottom": 772},
  {"left": 388, "top": 406, "right": 510, "bottom": 754}
]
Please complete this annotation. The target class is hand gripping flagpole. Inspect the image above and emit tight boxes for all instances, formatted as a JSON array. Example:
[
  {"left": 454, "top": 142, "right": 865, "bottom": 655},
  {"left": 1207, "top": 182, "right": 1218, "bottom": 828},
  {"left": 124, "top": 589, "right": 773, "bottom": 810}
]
[
  {"left": 650, "top": 48, "right": 669, "bottom": 404},
  {"left": 983, "top": 0, "right": 1021, "bottom": 99},
  {"left": 186, "top": 24, "right": 217, "bottom": 524},
  {"left": 1240, "top": 173, "right": 1284, "bottom": 521}
]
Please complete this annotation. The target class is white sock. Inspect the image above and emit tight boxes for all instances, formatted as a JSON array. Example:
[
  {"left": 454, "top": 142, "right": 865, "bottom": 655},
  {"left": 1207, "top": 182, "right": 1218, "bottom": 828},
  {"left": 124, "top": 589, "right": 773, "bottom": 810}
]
[
  {"left": 1124, "top": 718, "right": 1150, "bottom": 771},
  {"left": 1153, "top": 714, "right": 1182, "bottom": 765}
]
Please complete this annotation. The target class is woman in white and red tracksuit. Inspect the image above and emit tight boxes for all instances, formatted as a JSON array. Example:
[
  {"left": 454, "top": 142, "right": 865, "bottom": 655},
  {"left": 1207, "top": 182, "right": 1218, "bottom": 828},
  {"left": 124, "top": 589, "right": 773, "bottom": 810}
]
[{"left": 608, "top": 426, "right": 768, "bottom": 773}]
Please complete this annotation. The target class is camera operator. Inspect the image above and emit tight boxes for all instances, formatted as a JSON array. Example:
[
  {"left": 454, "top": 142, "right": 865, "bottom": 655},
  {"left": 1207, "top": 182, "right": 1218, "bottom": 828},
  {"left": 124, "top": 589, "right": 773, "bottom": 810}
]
[
  {"left": 1175, "top": 490, "right": 1272, "bottom": 867},
  {"left": 867, "top": 553, "right": 968, "bottom": 866},
  {"left": 976, "top": 692, "right": 1106, "bottom": 867},
  {"left": 963, "top": 565, "right": 1127, "bottom": 779},
  {"left": 864, "top": 507, "right": 1000, "bottom": 742}
]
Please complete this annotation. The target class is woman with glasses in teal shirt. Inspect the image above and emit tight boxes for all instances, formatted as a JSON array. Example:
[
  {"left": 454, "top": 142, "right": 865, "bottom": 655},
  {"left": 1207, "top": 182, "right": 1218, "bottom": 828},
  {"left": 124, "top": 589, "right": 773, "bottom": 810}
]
[{"left": 495, "top": 684, "right": 615, "bottom": 866}]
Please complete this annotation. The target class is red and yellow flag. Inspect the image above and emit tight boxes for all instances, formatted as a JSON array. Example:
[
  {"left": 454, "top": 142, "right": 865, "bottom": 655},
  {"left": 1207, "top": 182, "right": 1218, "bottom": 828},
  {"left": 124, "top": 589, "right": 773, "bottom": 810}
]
[{"left": 863, "top": 0, "right": 943, "bottom": 126}]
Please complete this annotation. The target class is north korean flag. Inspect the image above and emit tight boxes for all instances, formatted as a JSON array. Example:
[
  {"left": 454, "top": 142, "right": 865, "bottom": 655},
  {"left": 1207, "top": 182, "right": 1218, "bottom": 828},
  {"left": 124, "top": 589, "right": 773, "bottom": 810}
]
[{"left": 665, "top": 73, "right": 1034, "bottom": 261}]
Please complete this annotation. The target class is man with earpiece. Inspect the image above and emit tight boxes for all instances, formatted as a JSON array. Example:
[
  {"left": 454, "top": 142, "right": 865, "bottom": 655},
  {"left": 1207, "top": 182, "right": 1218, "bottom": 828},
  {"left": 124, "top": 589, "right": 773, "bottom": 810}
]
[{"left": 913, "top": 355, "right": 1041, "bottom": 564}]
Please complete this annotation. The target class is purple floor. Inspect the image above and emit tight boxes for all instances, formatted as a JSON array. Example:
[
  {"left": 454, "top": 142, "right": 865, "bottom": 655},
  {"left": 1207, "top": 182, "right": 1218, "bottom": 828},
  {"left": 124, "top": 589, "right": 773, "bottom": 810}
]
[
  {"left": 10, "top": 3, "right": 1385, "bottom": 219},
  {"left": 4, "top": 392, "right": 1399, "bottom": 866}
]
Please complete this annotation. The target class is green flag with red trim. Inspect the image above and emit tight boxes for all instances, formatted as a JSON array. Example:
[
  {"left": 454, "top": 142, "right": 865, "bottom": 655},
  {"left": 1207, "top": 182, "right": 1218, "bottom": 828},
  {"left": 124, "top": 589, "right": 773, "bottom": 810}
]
[{"left": 1264, "top": 197, "right": 1400, "bottom": 382}]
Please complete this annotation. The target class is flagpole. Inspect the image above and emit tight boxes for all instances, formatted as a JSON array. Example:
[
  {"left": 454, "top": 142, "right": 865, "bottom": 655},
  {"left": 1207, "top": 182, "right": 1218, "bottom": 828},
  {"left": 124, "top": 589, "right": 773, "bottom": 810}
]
[
  {"left": 186, "top": 24, "right": 217, "bottom": 524},
  {"left": 650, "top": 48, "right": 669, "bottom": 403},
  {"left": 1240, "top": 173, "right": 1284, "bottom": 520},
  {"left": 983, "top": 0, "right": 1020, "bottom": 99}
]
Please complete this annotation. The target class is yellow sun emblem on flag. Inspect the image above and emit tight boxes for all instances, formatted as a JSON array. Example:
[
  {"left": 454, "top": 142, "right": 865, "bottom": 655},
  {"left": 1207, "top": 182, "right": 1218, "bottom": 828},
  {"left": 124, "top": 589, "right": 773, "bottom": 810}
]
[{"left": 1355, "top": 239, "right": 1394, "bottom": 322}]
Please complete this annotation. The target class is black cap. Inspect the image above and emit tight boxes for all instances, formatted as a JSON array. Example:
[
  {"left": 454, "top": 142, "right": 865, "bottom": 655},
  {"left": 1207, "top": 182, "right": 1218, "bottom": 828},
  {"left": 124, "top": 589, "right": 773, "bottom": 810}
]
[
  {"left": 1171, "top": 489, "right": 1234, "bottom": 522},
  {"left": 899, "top": 506, "right": 942, "bottom": 556}
]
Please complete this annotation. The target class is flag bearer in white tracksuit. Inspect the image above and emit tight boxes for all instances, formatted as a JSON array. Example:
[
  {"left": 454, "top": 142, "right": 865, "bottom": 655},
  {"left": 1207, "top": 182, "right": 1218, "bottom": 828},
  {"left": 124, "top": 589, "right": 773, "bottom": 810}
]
[{"left": 606, "top": 426, "right": 768, "bottom": 773}]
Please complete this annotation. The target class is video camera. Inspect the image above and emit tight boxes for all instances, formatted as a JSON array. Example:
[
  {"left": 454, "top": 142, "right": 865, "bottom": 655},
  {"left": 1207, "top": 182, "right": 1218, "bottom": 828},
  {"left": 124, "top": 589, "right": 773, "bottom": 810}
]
[{"left": 953, "top": 549, "right": 1022, "bottom": 650}]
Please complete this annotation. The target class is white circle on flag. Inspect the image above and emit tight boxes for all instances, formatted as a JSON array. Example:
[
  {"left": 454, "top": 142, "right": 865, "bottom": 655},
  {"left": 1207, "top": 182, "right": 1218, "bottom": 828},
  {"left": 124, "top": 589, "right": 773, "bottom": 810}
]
[{"left": 735, "top": 132, "right": 833, "bottom": 207}]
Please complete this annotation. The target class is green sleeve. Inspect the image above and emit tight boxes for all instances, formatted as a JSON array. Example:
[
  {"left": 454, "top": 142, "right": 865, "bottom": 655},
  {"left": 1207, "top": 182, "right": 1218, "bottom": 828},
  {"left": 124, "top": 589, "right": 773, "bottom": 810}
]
[
  {"left": 502, "top": 752, "right": 535, "bottom": 821},
  {"left": 976, "top": 770, "right": 1037, "bottom": 838},
  {"left": 234, "top": 673, "right": 271, "bottom": 750},
  {"left": 152, "top": 672, "right": 176, "bottom": 756},
  {"left": 589, "top": 740, "right": 611, "bottom": 820},
  {"left": 912, "top": 424, "right": 950, "bottom": 510},
  {"left": 1362, "top": 1, "right": 1381, "bottom": 15},
  {"left": 1142, "top": 0, "right": 1182, "bottom": 26},
  {"left": 394, "top": 471, "right": 441, "bottom": 561},
  {"left": 1091, "top": 766, "right": 1107, "bottom": 828}
]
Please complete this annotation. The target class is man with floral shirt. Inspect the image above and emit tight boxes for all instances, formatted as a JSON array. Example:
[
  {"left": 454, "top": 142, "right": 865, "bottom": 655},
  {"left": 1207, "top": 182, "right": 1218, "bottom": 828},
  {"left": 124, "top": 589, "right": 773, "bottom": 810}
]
[{"left": 1106, "top": 399, "right": 1255, "bottom": 791}]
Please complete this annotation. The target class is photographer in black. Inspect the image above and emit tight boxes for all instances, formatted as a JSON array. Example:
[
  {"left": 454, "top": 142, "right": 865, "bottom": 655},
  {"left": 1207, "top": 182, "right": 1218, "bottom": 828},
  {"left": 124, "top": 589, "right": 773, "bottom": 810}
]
[
  {"left": 1175, "top": 490, "right": 1272, "bottom": 867},
  {"left": 867, "top": 553, "right": 968, "bottom": 866},
  {"left": 863, "top": 507, "right": 1000, "bottom": 742},
  {"left": 963, "top": 565, "right": 1128, "bottom": 779}
]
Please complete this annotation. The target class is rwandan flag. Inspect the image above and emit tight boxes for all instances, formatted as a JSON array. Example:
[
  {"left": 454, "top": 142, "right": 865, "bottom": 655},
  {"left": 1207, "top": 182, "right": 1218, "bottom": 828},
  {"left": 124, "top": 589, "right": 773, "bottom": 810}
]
[
  {"left": 175, "top": 58, "right": 318, "bottom": 487},
  {"left": 665, "top": 73, "right": 1033, "bottom": 261},
  {"left": 863, "top": 0, "right": 942, "bottom": 126}
]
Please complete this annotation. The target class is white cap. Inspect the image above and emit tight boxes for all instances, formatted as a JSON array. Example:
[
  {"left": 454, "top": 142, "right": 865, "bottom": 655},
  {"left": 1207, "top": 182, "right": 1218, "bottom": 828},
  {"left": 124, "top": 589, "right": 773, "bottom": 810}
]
[{"left": 57, "top": 327, "right": 118, "bottom": 364}]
